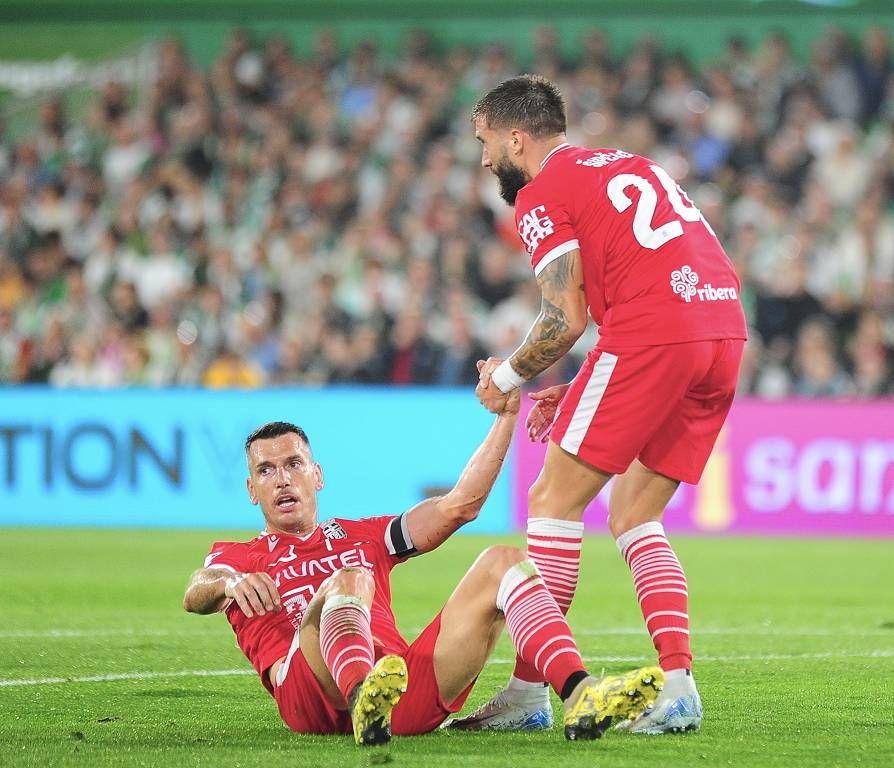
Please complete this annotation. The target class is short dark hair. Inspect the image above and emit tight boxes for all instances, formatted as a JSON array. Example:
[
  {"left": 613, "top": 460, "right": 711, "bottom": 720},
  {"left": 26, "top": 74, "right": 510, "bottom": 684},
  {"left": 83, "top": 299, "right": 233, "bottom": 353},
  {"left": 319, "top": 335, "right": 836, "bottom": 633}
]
[
  {"left": 471, "top": 74, "right": 566, "bottom": 139},
  {"left": 244, "top": 421, "right": 310, "bottom": 454}
]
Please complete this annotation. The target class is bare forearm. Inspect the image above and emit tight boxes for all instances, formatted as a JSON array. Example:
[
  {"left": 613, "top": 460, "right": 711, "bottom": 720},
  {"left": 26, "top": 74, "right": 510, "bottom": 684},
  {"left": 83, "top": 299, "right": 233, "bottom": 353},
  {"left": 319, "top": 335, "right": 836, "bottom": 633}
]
[
  {"left": 510, "top": 249, "right": 587, "bottom": 381},
  {"left": 509, "top": 303, "right": 582, "bottom": 380},
  {"left": 446, "top": 410, "right": 518, "bottom": 514},
  {"left": 405, "top": 406, "right": 519, "bottom": 553},
  {"left": 183, "top": 568, "right": 232, "bottom": 614}
]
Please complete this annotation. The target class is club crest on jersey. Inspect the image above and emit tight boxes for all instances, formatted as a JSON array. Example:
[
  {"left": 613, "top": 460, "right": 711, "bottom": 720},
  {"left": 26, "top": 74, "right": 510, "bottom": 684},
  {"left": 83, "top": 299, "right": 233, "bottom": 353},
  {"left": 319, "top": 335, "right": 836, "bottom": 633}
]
[
  {"left": 322, "top": 520, "right": 347, "bottom": 540},
  {"left": 671, "top": 265, "right": 738, "bottom": 303},
  {"left": 282, "top": 591, "right": 309, "bottom": 629},
  {"left": 518, "top": 204, "right": 555, "bottom": 255}
]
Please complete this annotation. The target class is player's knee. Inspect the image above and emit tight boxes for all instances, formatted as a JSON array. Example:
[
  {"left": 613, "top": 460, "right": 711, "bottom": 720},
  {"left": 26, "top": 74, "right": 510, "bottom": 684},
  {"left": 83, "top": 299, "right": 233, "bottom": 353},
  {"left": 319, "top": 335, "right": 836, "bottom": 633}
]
[
  {"left": 324, "top": 567, "right": 375, "bottom": 599},
  {"left": 607, "top": 510, "right": 657, "bottom": 539},
  {"left": 527, "top": 475, "right": 552, "bottom": 516},
  {"left": 479, "top": 545, "right": 526, "bottom": 579},
  {"left": 528, "top": 472, "right": 585, "bottom": 518},
  {"left": 606, "top": 512, "right": 626, "bottom": 539}
]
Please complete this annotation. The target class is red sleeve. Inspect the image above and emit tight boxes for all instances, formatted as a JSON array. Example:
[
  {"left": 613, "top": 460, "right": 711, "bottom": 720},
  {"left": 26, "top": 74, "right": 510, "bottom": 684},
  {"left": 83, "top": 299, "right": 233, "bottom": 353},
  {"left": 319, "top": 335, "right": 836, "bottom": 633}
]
[
  {"left": 515, "top": 184, "right": 579, "bottom": 277},
  {"left": 203, "top": 541, "right": 249, "bottom": 573},
  {"left": 346, "top": 515, "right": 415, "bottom": 562}
]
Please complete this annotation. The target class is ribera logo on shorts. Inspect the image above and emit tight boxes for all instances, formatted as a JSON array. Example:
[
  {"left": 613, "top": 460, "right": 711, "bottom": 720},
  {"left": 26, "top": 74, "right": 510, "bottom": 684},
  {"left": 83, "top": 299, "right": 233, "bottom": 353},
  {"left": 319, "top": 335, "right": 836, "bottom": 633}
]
[{"left": 670, "top": 265, "right": 738, "bottom": 303}]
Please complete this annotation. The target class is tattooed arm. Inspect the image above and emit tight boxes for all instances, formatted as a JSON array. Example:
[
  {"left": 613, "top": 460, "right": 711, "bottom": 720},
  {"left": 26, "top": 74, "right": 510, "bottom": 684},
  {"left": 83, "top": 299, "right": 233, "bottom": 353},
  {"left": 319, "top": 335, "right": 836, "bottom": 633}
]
[
  {"left": 476, "top": 249, "right": 588, "bottom": 413},
  {"left": 511, "top": 249, "right": 589, "bottom": 379}
]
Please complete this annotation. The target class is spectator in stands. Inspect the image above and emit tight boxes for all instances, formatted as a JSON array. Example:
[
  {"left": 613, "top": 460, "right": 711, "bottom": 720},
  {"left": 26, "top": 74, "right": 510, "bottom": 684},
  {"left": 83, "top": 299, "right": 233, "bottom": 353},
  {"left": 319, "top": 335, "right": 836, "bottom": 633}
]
[
  {"left": 793, "top": 318, "right": 853, "bottom": 397},
  {"left": 385, "top": 305, "right": 442, "bottom": 385},
  {"left": 856, "top": 26, "right": 892, "bottom": 125},
  {"left": 202, "top": 347, "right": 265, "bottom": 389},
  {"left": 0, "top": 25, "right": 890, "bottom": 398}
]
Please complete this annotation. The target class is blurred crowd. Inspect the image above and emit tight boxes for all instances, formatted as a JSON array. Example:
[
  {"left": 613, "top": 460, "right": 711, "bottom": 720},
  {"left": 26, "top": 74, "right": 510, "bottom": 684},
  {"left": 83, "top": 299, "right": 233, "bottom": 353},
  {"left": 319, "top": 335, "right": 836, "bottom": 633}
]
[{"left": 0, "top": 24, "right": 892, "bottom": 396}]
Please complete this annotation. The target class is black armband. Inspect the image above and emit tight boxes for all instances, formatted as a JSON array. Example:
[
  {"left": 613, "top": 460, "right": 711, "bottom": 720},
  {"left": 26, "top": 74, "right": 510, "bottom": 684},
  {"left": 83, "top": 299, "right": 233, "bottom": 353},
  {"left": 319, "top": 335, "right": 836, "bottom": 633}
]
[{"left": 384, "top": 514, "right": 417, "bottom": 558}]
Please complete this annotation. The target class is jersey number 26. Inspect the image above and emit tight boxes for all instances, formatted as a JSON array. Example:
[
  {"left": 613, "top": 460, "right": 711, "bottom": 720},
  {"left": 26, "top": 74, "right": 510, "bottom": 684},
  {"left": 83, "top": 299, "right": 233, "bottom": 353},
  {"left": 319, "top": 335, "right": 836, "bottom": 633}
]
[{"left": 607, "top": 164, "right": 715, "bottom": 250}]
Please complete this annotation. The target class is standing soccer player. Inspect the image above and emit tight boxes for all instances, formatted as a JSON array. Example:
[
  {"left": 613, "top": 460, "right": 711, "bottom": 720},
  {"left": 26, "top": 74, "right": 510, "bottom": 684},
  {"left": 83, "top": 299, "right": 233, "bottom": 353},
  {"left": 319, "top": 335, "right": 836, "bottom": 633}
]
[
  {"left": 183, "top": 393, "right": 662, "bottom": 747},
  {"left": 448, "top": 75, "right": 746, "bottom": 734}
]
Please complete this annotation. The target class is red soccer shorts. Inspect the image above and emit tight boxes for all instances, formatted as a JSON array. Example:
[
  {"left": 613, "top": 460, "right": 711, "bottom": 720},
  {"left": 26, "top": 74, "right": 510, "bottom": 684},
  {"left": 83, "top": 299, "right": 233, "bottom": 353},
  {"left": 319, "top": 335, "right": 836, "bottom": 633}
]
[
  {"left": 273, "top": 611, "right": 473, "bottom": 736},
  {"left": 550, "top": 339, "right": 744, "bottom": 484}
]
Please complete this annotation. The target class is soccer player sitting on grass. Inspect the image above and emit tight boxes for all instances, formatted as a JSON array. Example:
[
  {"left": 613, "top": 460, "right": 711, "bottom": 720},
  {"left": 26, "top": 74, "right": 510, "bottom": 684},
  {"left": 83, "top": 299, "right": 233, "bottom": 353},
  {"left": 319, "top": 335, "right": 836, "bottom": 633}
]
[{"left": 183, "top": 386, "right": 662, "bottom": 746}]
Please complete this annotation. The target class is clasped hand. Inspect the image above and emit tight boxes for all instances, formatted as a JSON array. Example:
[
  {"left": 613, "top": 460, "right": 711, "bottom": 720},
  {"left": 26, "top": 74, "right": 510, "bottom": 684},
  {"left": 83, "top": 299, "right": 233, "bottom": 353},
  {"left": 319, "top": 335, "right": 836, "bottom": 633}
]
[{"left": 475, "top": 358, "right": 520, "bottom": 414}]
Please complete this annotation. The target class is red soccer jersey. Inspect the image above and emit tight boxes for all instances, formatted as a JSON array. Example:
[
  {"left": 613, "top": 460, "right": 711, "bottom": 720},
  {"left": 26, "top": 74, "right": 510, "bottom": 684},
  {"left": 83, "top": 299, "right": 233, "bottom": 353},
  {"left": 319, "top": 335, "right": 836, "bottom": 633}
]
[
  {"left": 514, "top": 144, "right": 747, "bottom": 348},
  {"left": 204, "top": 516, "right": 411, "bottom": 694}
]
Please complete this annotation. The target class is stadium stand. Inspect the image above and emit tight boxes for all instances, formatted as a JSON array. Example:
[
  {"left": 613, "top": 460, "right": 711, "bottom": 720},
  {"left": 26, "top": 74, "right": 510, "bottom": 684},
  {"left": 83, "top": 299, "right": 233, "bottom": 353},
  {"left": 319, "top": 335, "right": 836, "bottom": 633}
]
[{"left": 0, "top": 24, "right": 891, "bottom": 394}]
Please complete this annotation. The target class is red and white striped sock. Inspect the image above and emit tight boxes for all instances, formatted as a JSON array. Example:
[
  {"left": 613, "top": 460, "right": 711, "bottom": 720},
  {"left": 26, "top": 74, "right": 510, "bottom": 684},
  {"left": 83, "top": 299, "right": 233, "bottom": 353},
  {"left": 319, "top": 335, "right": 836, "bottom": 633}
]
[
  {"left": 497, "top": 560, "right": 586, "bottom": 696},
  {"left": 319, "top": 595, "right": 375, "bottom": 701},
  {"left": 617, "top": 521, "right": 692, "bottom": 671},
  {"left": 511, "top": 517, "right": 584, "bottom": 684}
]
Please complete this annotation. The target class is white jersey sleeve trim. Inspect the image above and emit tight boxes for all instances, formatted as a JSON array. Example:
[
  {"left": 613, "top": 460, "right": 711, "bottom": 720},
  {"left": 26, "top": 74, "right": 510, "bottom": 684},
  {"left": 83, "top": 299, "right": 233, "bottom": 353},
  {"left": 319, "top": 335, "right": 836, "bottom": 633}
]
[
  {"left": 533, "top": 239, "right": 579, "bottom": 276},
  {"left": 203, "top": 558, "right": 239, "bottom": 575}
]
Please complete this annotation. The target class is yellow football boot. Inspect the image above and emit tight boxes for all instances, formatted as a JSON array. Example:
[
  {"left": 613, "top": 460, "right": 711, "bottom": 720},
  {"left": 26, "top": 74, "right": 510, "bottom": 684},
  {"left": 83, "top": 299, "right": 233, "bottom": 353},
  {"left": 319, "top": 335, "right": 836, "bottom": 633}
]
[
  {"left": 563, "top": 666, "right": 664, "bottom": 740},
  {"left": 349, "top": 654, "right": 408, "bottom": 746}
]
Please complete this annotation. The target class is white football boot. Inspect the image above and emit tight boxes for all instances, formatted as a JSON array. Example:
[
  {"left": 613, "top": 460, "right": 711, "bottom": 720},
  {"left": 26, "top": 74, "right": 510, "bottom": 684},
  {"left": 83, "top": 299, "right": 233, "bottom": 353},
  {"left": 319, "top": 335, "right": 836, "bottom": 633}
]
[
  {"left": 615, "top": 668, "right": 702, "bottom": 734},
  {"left": 441, "top": 680, "right": 553, "bottom": 731}
]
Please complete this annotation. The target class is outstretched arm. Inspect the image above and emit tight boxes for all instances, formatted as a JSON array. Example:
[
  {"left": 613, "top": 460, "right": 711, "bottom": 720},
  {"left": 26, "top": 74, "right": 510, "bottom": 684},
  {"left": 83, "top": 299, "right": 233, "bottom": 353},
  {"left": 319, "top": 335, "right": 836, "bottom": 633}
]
[
  {"left": 401, "top": 390, "right": 519, "bottom": 555},
  {"left": 478, "top": 249, "right": 588, "bottom": 412}
]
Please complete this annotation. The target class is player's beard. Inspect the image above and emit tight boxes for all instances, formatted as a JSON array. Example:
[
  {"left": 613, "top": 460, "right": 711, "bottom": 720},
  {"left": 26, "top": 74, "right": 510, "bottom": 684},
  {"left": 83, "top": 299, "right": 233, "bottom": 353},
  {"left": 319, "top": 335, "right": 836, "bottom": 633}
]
[{"left": 492, "top": 154, "right": 530, "bottom": 206}]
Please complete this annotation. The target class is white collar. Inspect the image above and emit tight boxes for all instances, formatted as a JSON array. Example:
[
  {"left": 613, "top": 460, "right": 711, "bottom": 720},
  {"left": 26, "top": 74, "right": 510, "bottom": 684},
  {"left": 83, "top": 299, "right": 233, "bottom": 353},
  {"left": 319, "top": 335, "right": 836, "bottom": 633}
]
[
  {"left": 540, "top": 142, "right": 572, "bottom": 169},
  {"left": 261, "top": 525, "right": 318, "bottom": 542}
]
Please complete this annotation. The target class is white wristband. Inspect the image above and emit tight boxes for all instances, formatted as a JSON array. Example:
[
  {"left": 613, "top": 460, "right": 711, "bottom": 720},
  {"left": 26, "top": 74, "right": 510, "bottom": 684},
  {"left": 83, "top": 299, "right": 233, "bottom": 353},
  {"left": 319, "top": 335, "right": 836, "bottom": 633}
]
[{"left": 491, "top": 360, "right": 525, "bottom": 393}]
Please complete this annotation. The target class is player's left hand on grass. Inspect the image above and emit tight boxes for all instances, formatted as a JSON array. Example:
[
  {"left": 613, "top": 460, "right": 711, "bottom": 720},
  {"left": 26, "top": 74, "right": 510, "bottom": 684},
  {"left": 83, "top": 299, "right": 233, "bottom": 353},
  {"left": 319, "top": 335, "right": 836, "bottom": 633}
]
[{"left": 476, "top": 358, "right": 512, "bottom": 414}]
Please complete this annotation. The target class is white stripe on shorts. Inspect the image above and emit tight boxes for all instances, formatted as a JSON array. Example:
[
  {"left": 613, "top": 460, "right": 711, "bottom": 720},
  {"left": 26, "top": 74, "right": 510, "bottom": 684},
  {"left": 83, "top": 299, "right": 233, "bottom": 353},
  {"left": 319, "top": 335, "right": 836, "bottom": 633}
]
[{"left": 559, "top": 351, "right": 618, "bottom": 455}]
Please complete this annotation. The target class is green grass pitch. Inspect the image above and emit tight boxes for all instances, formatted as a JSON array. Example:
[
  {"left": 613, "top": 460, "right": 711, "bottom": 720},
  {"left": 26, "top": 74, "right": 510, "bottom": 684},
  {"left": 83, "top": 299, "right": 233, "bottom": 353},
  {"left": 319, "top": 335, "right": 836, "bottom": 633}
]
[{"left": 1, "top": 528, "right": 892, "bottom": 767}]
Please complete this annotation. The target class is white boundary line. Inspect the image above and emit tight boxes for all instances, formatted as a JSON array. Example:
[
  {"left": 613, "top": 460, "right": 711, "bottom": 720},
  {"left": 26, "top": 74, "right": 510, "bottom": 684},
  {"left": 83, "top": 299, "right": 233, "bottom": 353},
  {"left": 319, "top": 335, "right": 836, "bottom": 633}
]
[
  {"left": 0, "top": 669, "right": 255, "bottom": 687},
  {"left": 4, "top": 625, "right": 894, "bottom": 640},
  {"left": 0, "top": 628, "right": 220, "bottom": 639},
  {"left": 574, "top": 627, "right": 894, "bottom": 637},
  {"left": 583, "top": 651, "right": 894, "bottom": 662},
  {"left": 2, "top": 650, "right": 892, "bottom": 688}
]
